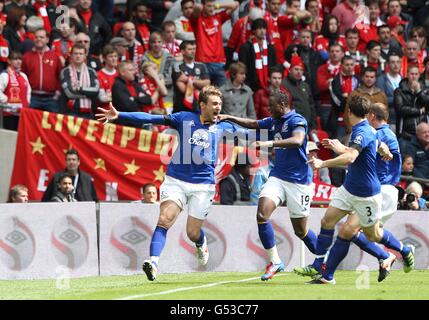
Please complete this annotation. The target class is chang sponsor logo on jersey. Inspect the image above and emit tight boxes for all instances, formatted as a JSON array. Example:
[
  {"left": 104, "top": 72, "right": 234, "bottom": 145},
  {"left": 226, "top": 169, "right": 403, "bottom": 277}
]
[{"left": 188, "top": 129, "right": 210, "bottom": 149}]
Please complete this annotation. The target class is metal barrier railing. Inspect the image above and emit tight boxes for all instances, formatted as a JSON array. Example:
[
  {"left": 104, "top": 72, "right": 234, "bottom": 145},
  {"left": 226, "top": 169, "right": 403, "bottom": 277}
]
[{"left": 399, "top": 175, "right": 429, "bottom": 186}]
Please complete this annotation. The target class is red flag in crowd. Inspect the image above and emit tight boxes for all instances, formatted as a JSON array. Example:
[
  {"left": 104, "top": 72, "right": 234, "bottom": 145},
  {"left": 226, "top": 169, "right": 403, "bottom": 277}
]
[{"left": 10, "top": 108, "right": 175, "bottom": 201}]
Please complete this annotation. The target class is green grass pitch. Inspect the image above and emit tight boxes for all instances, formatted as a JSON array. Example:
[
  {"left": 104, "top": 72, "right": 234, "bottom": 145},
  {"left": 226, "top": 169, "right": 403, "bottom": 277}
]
[
  {"left": 0, "top": 270, "right": 428, "bottom": 300},
  {"left": 0, "top": 270, "right": 429, "bottom": 300}
]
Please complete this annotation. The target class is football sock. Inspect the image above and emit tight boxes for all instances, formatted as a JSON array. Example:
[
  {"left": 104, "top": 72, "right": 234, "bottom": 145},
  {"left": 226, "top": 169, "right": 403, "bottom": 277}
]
[
  {"left": 351, "top": 231, "right": 389, "bottom": 260},
  {"left": 258, "top": 222, "right": 281, "bottom": 264},
  {"left": 301, "top": 229, "right": 317, "bottom": 254},
  {"left": 312, "top": 228, "right": 335, "bottom": 271},
  {"left": 380, "top": 229, "right": 410, "bottom": 256},
  {"left": 195, "top": 229, "right": 205, "bottom": 247},
  {"left": 258, "top": 221, "right": 276, "bottom": 249},
  {"left": 150, "top": 226, "right": 167, "bottom": 257},
  {"left": 150, "top": 256, "right": 159, "bottom": 265},
  {"left": 266, "top": 246, "right": 282, "bottom": 265},
  {"left": 323, "top": 237, "right": 350, "bottom": 281}
]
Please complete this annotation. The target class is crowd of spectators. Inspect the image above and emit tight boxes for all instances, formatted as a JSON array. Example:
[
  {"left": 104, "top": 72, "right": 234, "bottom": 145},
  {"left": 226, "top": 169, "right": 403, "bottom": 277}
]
[{"left": 1, "top": 0, "right": 429, "bottom": 207}]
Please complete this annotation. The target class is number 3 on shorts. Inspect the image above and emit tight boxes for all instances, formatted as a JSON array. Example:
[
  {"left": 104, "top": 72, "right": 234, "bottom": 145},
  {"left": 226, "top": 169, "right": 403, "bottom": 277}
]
[{"left": 365, "top": 206, "right": 372, "bottom": 217}]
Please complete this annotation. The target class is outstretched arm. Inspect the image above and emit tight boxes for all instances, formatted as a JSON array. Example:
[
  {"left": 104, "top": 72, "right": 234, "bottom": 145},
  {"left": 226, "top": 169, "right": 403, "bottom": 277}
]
[
  {"left": 217, "top": 114, "right": 259, "bottom": 129},
  {"left": 96, "top": 104, "right": 166, "bottom": 126},
  {"left": 254, "top": 131, "right": 305, "bottom": 149},
  {"left": 309, "top": 147, "right": 359, "bottom": 169}
]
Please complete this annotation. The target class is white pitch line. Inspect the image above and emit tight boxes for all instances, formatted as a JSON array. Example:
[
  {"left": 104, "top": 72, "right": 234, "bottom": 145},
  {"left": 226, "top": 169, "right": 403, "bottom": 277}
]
[{"left": 115, "top": 274, "right": 289, "bottom": 300}]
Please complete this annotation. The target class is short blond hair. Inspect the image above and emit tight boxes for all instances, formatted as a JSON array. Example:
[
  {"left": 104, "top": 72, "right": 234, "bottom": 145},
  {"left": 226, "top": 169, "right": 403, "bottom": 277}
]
[{"left": 199, "top": 85, "right": 222, "bottom": 105}]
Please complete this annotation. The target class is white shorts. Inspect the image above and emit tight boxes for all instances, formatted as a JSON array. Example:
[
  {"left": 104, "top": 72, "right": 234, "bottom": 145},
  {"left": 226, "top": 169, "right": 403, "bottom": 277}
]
[
  {"left": 330, "top": 186, "right": 382, "bottom": 227},
  {"left": 259, "top": 176, "right": 313, "bottom": 219},
  {"left": 159, "top": 176, "right": 216, "bottom": 220},
  {"left": 380, "top": 184, "right": 398, "bottom": 224}
]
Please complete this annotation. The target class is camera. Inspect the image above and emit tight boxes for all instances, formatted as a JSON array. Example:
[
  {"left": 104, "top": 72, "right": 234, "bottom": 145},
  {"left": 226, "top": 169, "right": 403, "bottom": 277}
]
[{"left": 406, "top": 193, "right": 416, "bottom": 204}]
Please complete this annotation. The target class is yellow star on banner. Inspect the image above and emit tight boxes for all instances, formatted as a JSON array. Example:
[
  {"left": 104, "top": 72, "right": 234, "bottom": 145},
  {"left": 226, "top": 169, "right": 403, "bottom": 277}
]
[
  {"left": 124, "top": 159, "right": 140, "bottom": 175},
  {"left": 30, "top": 137, "right": 46, "bottom": 155},
  {"left": 153, "top": 165, "right": 166, "bottom": 182},
  {"left": 94, "top": 158, "right": 106, "bottom": 171}
]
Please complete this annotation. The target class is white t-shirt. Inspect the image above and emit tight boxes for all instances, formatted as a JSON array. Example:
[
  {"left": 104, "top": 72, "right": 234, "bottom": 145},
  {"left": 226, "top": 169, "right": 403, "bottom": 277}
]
[{"left": 386, "top": 73, "right": 402, "bottom": 90}]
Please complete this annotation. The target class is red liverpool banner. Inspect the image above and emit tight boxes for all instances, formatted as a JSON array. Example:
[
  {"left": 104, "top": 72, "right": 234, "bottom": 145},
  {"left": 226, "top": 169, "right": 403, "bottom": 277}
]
[{"left": 10, "top": 108, "right": 177, "bottom": 201}]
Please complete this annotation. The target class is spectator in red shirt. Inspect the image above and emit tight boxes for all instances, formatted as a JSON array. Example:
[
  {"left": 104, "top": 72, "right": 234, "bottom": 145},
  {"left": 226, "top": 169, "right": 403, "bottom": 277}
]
[
  {"left": 22, "top": 28, "right": 62, "bottom": 112},
  {"left": 76, "top": 0, "right": 112, "bottom": 56},
  {"left": 190, "top": 0, "right": 239, "bottom": 87},
  {"left": 354, "top": 0, "right": 384, "bottom": 53},
  {"left": 0, "top": 20, "right": 9, "bottom": 72},
  {"left": 328, "top": 55, "right": 359, "bottom": 138},
  {"left": 139, "top": 61, "right": 168, "bottom": 114},
  {"left": 132, "top": 2, "right": 152, "bottom": 49},
  {"left": 120, "top": 21, "right": 144, "bottom": 76},
  {"left": 313, "top": 15, "right": 346, "bottom": 62},
  {"left": 0, "top": 51, "right": 31, "bottom": 131},
  {"left": 51, "top": 18, "right": 77, "bottom": 65},
  {"left": 331, "top": 0, "right": 359, "bottom": 35},
  {"left": 387, "top": 15, "right": 406, "bottom": 49},
  {"left": 162, "top": 21, "right": 183, "bottom": 62},
  {"left": 316, "top": 43, "right": 344, "bottom": 131},
  {"left": 254, "top": 65, "right": 290, "bottom": 119},
  {"left": 225, "top": 6, "right": 263, "bottom": 67},
  {"left": 362, "top": 40, "right": 386, "bottom": 76},
  {"left": 97, "top": 45, "right": 118, "bottom": 109},
  {"left": 264, "top": 0, "right": 311, "bottom": 67}
]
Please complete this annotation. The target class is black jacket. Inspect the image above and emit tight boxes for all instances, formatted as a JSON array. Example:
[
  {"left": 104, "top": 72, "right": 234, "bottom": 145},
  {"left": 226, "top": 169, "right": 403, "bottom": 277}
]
[
  {"left": 284, "top": 44, "right": 323, "bottom": 99},
  {"left": 394, "top": 78, "right": 429, "bottom": 138},
  {"left": 42, "top": 169, "right": 98, "bottom": 202},
  {"left": 59, "top": 65, "right": 100, "bottom": 119},
  {"left": 111, "top": 77, "right": 152, "bottom": 126},
  {"left": 76, "top": 10, "right": 112, "bottom": 56},
  {"left": 238, "top": 40, "right": 277, "bottom": 92},
  {"left": 400, "top": 136, "right": 429, "bottom": 180},
  {"left": 282, "top": 75, "right": 318, "bottom": 131},
  {"left": 3, "top": 26, "right": 24, "bottom": 53},
  {"left": 380, "top": 39, "right": 404, "bottom": 61}
]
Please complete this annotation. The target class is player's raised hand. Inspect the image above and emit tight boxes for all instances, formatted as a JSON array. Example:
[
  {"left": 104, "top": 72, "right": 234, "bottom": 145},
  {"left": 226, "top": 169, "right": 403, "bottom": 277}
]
[
  {"left": 321, "top": 138, "right": 346, "bottom": 154},
  {"left": 95, "top": 103, "right": 119, "bottom": 125},
  {"left": 307, "top": 156, "right": 323, "bottom": 170}
]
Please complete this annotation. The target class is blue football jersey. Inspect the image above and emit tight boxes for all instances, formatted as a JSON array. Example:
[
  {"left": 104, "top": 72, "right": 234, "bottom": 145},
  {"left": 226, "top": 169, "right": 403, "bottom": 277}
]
[
  {"left": 376, "top": 124, "right": 401, "bottom": 185},
  {"left": 257, "top": 110, "right": 312, "bottom": 185},
  {"left": 165, "top": 112, "right": 245, "bottom": 184},
  {"left": 343, "top": 120, "right": 381, "bottom": 197}
]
